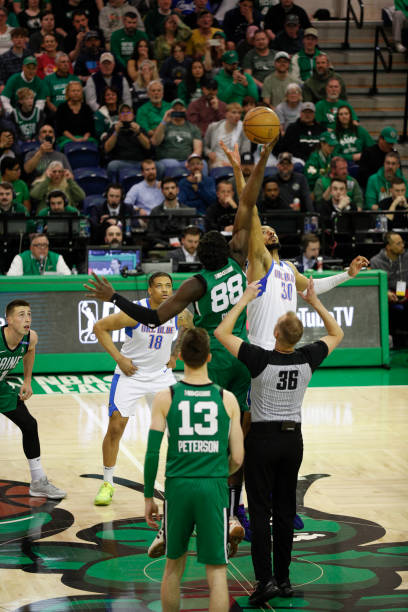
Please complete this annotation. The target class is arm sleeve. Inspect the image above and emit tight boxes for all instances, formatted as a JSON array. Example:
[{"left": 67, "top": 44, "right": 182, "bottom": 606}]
[
  {"left": 237, "top": 341, "right": 269, "bottom": 378},
  {"left": 313, "top": 271, "right": 351, "bottom": 295},
  {"left": 144, "top": 429, "right": 164, "bottom": 498},
  {"left": 111, "top": 293, "right": 161, "bottom": 327}
]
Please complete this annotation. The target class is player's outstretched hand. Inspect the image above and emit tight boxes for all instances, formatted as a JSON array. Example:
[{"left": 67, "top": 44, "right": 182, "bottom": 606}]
[
  {"left": 259, "top": 139, "right": 275, "bottom": 161},
  {"left": 219, "top": 140, "right": 241, "bottom": 167},
  {"left": 84, "top": 272, "right": 115, "bottom": 302},
  {"left": 299, "top": 277, "right": 317, "bottom": 304},
  {"left": 117, "top": 355, "right": 137, "bottom": 377},
  {"left": 347, "top": 255, "right": 369, "bottom": 277},
  {"left": 243, "top": 280, "right": 262, "bottom": 302},
  {"left": 145, "top": 498, "right": 160, "bottom": 529}
]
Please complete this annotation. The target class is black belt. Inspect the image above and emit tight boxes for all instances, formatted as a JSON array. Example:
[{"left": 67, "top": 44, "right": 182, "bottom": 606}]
[{"left": 251, "top": 421, "right": 301, "bottom": 432}]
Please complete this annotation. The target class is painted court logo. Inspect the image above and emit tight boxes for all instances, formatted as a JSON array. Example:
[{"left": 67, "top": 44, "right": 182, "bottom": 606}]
[{"left": 78, "top": 300, "right": 98, "bottom": 344}]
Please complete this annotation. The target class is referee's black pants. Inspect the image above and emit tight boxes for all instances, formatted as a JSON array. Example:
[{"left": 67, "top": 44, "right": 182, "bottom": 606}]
[{"left": 244, "top": 422, "right": 303, "bottom": 584}]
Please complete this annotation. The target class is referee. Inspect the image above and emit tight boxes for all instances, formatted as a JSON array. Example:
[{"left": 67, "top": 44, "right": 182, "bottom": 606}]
[{"left": 214, "top": 277, "right": 344, "bottom": 606}]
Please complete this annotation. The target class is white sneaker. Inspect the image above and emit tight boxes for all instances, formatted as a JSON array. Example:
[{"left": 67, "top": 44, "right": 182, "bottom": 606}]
[
  {"left": 395, "top": 42, "right": 407, "bottom": 53},
  {"left": 228, "top": 516, "right": 245, "bottom": 557},
  {"left": 29, "top": 477, "right": 66, "bottom": 499},
  {"left": 148, "top": 527, "right": 165, "bottom": 558}
]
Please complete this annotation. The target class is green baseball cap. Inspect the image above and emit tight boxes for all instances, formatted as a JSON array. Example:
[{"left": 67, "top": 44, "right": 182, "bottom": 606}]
[
  {"left": 171, "top": 98, "right": 185, "bottom": 108},
  {"left": 380, "top": 126, "right": 398, "bottom": 144},
  {"left": 222, "top": 50, "right": 239, "bottom": 65},
  {"left": 320, "top": 131, "right": 338, "bottom": 146},
  {"left": 23, "top": 55, "right": 37, "bottom": 66}
]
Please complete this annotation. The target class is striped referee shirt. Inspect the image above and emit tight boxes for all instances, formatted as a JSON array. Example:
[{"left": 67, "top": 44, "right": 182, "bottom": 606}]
[{"left": 238, "top": 341, "right": 328, "bottom": 423}]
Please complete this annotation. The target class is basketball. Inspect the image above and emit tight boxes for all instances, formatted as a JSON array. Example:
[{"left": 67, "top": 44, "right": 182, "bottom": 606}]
[{"left": 243, "top": 107, "right": 280, "bottom": 145}]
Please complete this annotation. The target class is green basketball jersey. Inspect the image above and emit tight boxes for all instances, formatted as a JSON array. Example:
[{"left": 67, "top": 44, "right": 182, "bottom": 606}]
[
  {"left": 165, "top": 381, "right": 230, "bottom": 479},
  {"left": 193, "top": 258, "right": 247, "bottom": 346},
  {"left": 0, "top": 326, "right": 30, "bottom": 383}
]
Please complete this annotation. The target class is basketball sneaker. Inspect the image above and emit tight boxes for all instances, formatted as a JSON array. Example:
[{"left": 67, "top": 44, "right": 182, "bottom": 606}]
[
  {"left": 94, "top": 482, "right": 114, "bottom": 506},
  {"left": 294, "top": 514, "right": 304, "bottom": 530},
  {"left": 228, "top": 516, "right": 245, "bottom": 557},
  {"left": 236, "top": 504, "right": 252, "bottom": 541},
  {"left": 148, "top": 528, "right": 165, "bottom": 558},
  {"left": 29, "top": 477, "right": 66, "bottom": 499}
]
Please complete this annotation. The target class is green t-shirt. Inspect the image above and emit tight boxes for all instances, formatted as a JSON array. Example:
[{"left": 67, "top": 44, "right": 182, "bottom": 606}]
[
  {"left": 0, "top": 180, "right": 29, "bottom": 206},
  {"left": 44, "top": 72, "right": 80, "bottom": 107},
  {"left": 193, "top": 257, "right": 247, "bottom": 348},
  {"left": 110, "top": 28, "right": 148, "bottom": 68},
  {"left": 156, "top": 121, "right": 201, "bottom": 160},
  {"left": 165, "top": 381, "right": 230, "bottom": 479},
  {"left": 314, "top": 99, "right": 358, "bottom": 129},
  {"left": 242, "top": 49, "right": 276, "bottom": 83},
  {"left": 304, "top": 149, "right": 332, "bottom": 189},
  {"left": 136, "top": 100, "right": 171, "bottom": 134},
  {"left": 2, "top": 73, "right": 46, "bottom": 107},
  {"left": 215, "top": 69, "right": 259, "bottom": 105},
  {"left": 0, "top": 325, "right": 30, "bottom": 413},
  {"left": 334, "top": 126, "right": 375, "bottom": 161},
  {"left": 38, "top": 205, "right": 79, "bottom": 217}
]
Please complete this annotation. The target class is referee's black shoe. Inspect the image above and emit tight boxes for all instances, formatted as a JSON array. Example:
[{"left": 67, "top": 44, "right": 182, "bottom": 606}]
[
  {"left": 278, "top": 580, "right": 294, "bottom": 597},
  {"left": 249, "top": 579, "right": 279, "bottom": 605}
]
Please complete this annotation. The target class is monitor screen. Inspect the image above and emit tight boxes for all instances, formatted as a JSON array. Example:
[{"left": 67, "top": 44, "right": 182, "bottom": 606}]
[{"left": 87, "top": 247, "right": 142, "bottom": 275}]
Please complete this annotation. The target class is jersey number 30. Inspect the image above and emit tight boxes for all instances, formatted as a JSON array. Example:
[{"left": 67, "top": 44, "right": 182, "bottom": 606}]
[
  {"left": 178, "top": 400, "right": 218, "bottom": 436},
  {"left": 211, "top": 274, "right": 244, "bottom": 313}
]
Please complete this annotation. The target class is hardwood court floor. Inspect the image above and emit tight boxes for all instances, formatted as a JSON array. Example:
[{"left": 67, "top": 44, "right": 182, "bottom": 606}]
[{"left": 1, "top": 386, "right": 408, "bottom": 611}]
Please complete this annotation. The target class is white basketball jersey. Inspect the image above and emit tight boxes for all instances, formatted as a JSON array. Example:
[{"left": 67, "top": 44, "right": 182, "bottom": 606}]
[
  {"left": 114, "top": 298, "right": 179, "bottom": 380},
  {"left": 247, "top": 260, "right": 297, "bottom": 350}
]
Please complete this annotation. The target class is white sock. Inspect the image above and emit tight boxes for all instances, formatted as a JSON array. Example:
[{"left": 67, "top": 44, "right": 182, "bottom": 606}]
[
  {"left": 28, "top": 457, "right": 46, "bottom": 482},
  {"left": 103, "top": 466, "right": 115, "bottom": 485}
]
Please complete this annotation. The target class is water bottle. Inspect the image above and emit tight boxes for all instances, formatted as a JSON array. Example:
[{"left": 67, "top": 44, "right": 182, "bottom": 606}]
[
  {"left": 36, "top": 220, "right": 43, "bottom": 233},
  {"left": 79, "top": 217, "right": 90, "bottom": 238},
  {"left": 375, "top": 214, "right": 388, "bottom": 233},
  {"left": 125, "top": 217, "right": 132, "bottom": 238},
  {"left": 310, "top": 215, "right": 319, "bottom": 232},
  {"left": 304, "top": 215, "right": 311, "bottom": 233}
]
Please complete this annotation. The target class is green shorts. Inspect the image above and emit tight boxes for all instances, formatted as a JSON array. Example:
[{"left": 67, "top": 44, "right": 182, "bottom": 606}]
[
  {"left": 0, "top": 381, "right": 18, "bottom": 414},
  {"left": 208, "top": 345, "right": 250, "bottom": 412},
  {"left": 164, "top": 477, "right": 228, "bottom": 565}
]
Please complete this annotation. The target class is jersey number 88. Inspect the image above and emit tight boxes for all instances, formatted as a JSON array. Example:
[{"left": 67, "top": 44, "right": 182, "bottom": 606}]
[{"left": 211, "top": 274, "right": 244, "bottom": 313}]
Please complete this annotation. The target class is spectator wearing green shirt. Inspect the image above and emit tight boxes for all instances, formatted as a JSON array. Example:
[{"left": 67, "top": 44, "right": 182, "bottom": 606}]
[
  {"left": 315, "top": 78, "right": 358, "bottom": 129},
  {"left": 0, "top": 157, "right": 30, "bottom": 211},
  {"left": 313, "top": 156, "right": 364, "bottom": 210},
  {"left": 0, "top": 180, "right": 28, "bottom": 217},
  {"left": 215, "top": 50, "right": 259, "bottom": 105},
  {"left": 365, "top": 151, "right": 408, "bottom": 210},
  {"left": 110, "top": 12, "right": 148, "bottom": 72},
  {"left": 136, "top": 80, "right": 171, "bottom": 136},
  {"left": 333, "top": 105, "right": 374, "bottom": 163},
  {"left": 304, "top": 131, "right": 338, "bottom": 190},
  {"left": 151, "top": 98, "right": 203, "bottom": 177},
  {"left": 44, "top": 52, "right": 80, "bottom": 116},
  {"left": 37, "top": 189, "right": 80, "bottom": 219},
  {"left": 290, "top": 27, "right": 322, "bottom": 83},
  {"left": 1, "top": 56, "right": 46, "bottom": 115}
]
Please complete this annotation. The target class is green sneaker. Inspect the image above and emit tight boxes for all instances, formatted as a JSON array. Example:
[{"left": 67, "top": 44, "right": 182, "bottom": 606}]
[{"left": 94, "top": 482, "right": 114, "bottom": 506}]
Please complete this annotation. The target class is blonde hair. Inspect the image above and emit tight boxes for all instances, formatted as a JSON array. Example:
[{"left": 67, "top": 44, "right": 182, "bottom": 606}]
[
  {"left": 65, "top": 80, "right": 83, "bottom": 100},
  {"left": 33, "top": 160, "right": 68, "bottom": 192},
  {"left": 135, "top": 60, "right": 159, "bottom": 88},
  {"left": 17, "top": 87, "right": 35, "bottom": 101},
  {"left": 226, "top": 102, "right": 242, "bottom": 113},
  {"left": 276, "top": 311, "right": 303, "bottom": 346}
]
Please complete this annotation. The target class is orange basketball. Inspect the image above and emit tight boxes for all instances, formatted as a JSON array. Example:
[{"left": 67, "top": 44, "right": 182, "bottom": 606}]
[{"left": 243, "top": 107, "right": 280, "bottom": 145}]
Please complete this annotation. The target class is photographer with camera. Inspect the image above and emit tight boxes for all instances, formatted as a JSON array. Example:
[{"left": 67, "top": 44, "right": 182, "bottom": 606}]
[
  {"left": 151, "top": 98, "right": 203, "bottom": 178},
  {"left": 103, "top": 103, "right": 151, "bottom": 181}
]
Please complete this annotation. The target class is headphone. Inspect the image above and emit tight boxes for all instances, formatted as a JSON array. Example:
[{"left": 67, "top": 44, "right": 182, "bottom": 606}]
[{"left": 47, "top": 189, "right": 69, "bottom": 207}]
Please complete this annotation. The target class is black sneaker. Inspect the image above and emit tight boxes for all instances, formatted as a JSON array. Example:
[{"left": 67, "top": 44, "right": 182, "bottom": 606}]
[
  {"left": 278, "top": 580, "right": 294, "bottom": 597},
  {"left": 249, "top": 579, "right": 279, "bottom": 605}
]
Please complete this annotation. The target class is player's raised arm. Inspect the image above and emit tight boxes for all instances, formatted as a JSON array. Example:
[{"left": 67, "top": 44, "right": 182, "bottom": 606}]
[
  {"left": 299, "top": 278, "right": 344, "bottom": 354},
  {"left": 214, "top": 281, "right": 261, "bottom": 357},
  {"left": 289, "top": 255, "right": 369, "bottom": 293},
  {"left": 85, "top": 274, "right": 205, "bottom": 327},
  {"left": 219, "top": 141, "right": 246, "bottom": 197},
  {"left": 229, "top": 141, "right": 275, "bottom": 267}
]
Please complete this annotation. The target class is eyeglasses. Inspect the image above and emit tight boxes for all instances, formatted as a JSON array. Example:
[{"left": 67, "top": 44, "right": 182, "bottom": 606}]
[{"left": 32, "top": 243, "right": 49, "bottom": 248}]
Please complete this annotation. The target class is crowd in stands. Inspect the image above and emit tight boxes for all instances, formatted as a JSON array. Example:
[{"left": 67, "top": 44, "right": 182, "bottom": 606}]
[{"left": 0, "top": 0, "right": 407, "bottom": 343}]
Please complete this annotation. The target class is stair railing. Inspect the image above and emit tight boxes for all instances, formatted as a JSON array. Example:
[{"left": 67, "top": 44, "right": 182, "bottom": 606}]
[
  {"left": 341, "top": 0, "right": 364, "bottom": 50},
  {"left": 400, "top": 71, "right": 408, "bottom": 142},
  {"left": 369, "top": 25, "right": 393, "bottom": 95}
]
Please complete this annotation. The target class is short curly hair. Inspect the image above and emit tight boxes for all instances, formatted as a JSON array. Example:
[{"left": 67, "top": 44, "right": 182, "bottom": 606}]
[{"left": 197, "top": 231, "right": 229, "bottom": 271}]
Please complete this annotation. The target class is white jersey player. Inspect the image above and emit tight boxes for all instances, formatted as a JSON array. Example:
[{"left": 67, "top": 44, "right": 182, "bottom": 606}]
[{"left": 92, "top": 272, "right": 193, "bottom": 506}]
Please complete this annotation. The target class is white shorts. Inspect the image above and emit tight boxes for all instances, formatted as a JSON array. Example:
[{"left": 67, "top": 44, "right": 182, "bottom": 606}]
[{"left": 108, "top": 368, "right": 176, "bottom": 418}]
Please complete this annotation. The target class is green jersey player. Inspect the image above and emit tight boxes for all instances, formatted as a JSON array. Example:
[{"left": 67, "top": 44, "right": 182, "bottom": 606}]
[
  {"left": 0, "top": 300, "right": 65, "bottom": 499},
  {"left": 144, "top": 328, "right": 244, "bottom": 612}
]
